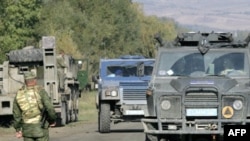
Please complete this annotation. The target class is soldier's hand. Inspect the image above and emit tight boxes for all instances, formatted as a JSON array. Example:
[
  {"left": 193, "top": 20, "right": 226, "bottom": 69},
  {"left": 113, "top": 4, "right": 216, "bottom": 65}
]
[
  {"left": 50, "top": 122, "right": 56, "bottom": 127},
  {"left": 15, "top": 131, "right": 22, "bottom": 138}
]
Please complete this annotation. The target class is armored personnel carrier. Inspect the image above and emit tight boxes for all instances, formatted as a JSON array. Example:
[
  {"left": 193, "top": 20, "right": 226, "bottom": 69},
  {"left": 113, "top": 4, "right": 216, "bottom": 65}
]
[
  {"left": 0, "top": 36, "right": 85, "bottom": 126},
  {"left": 94, "top": 55, "right": 155, "bottom": 133},
  {"left": 142, "top": 32, "right": 250, "bottom": 141}
]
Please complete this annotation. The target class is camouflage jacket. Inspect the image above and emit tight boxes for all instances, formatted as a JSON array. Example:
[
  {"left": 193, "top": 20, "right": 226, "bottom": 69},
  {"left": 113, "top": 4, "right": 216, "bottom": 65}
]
[
  {"left": 13, "top": 85, "right": 57, "bottom": 133},
  {"left": 56, "top": 54, "right": 67, "bottom": 69}
]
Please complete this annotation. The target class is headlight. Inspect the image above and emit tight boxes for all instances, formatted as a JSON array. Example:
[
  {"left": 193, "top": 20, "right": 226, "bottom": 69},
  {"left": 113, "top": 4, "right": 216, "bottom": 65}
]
[
  {"left": 105, "top": 89, "right": 118, "bottom": 97},
  {"left": 110, "top": 90, "right": 118, "bottom": 97},
  {"left": 161, "top": 100, "right": 171, "bottom": 110},
  {"left": 233, "top": 100, "right": 243, "bottom": 110}
]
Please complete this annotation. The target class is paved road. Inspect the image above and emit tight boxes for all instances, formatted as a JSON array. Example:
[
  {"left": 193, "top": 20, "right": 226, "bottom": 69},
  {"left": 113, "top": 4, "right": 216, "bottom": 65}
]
[
  {"left": 0, "top": 122, "right": 145, "bottom": 141},
  {"left": 2, "top": 122, "right": 145, "bottom": 141},
  {"left": 51, "top": 122, "right": 145, "bottom": 141}
]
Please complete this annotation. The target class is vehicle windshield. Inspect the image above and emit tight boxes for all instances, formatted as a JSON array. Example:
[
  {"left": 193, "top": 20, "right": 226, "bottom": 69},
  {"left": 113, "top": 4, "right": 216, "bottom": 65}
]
[
  {"left": 106, "top": 65, "right": 153, "bottom": 77},
  {"left": 157, "top": 50, "right": 250, "bottom": 77}
]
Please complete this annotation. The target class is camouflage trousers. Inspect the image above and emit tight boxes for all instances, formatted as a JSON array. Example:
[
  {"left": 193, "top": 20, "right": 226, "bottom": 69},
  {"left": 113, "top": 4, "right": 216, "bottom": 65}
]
[
  {"left": 57, "top": 69, "right": 65, "bottom": 90},
  {"left": 23, "top": 129, "right": 49, "bottom": 141}
]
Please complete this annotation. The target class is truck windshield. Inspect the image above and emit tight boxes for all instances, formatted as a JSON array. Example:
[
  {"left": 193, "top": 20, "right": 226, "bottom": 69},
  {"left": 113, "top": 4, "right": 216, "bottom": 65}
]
[
  {"left": 157, "top": 50, "right": 249, "bottom": 77},
  {"left": 106, "top": 65, "right": 153, "bottom": 77}
]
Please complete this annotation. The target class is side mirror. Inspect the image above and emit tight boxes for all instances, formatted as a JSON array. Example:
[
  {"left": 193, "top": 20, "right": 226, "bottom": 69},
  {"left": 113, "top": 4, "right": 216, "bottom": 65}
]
[{"left": 92, "top": 75, "right": 99, "bottom": 83}]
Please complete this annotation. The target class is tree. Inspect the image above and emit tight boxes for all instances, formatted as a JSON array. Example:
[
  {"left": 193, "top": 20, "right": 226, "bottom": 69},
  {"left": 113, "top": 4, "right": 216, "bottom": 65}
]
[
  {"left": 0, "top": 0, "right": 42, "bottom": 63},
  {"left": 0, "top": 0, "right": 180, "bottom": 79},
  {"left": 36, "top": 0, "right": 179, "bottom": 77}
]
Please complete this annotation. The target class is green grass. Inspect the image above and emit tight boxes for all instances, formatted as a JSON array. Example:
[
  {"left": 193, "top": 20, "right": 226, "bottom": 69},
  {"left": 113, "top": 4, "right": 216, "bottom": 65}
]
[
  {"left": 77, "top": 90, "right": 98, "bottom": 123},
  {"left": 67, "top": 90, "right": 98, "bottom": 127}
]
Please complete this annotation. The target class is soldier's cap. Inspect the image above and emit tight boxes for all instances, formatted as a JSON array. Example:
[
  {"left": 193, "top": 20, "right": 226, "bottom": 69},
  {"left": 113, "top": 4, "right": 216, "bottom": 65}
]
[{"left": 24, "top": 72, "right": 36, "bottom": 80}]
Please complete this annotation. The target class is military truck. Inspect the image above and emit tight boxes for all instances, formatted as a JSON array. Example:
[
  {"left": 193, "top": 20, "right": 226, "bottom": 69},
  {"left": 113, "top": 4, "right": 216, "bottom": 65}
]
[
  {"left": 0, "top": 36, "right": 84, "bottom": 126},
  {"left": 142, "top": 32, "right": 250, "bottom": 141},
  {"left": 94, "top": 55, "right": 155, "bottom": 133}
]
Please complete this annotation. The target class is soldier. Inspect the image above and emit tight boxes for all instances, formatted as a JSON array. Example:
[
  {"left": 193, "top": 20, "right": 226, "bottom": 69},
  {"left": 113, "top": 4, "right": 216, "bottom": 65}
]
[
  {"left": 115, "top": 69, "right": 123, "bottom": 76},
  {"left": 220, "top": 58, "right": 235, "bottom": 75},
  {"left": 12, "top": 71, "right": 57, "bottom": 141},
  {"left": 56, "top": 50, "right": 67, "bottom": 91}
]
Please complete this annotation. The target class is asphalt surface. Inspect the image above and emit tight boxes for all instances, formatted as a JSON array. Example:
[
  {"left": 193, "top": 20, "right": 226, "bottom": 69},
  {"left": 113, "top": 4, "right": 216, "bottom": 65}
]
[{"left": 2, "top": 122, "right": 145, "bottom": 141}]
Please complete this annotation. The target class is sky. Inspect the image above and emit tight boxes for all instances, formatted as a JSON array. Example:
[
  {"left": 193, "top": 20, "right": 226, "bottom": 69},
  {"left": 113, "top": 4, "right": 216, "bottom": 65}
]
[{"left": 132, "top": 0, "right": 250, "bottom": 31}]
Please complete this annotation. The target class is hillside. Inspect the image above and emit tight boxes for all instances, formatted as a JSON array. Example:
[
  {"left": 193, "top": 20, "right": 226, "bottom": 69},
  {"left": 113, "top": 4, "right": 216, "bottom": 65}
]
[{"left": 134, "top": 0, "right": 250, "bottom": 32}]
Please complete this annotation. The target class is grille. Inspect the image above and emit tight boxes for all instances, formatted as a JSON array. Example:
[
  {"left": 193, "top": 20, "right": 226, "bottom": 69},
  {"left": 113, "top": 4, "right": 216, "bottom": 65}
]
[
  {"left": 185, "top": 92, "right": 218, "bottom": 103},
  {"left": 120, "top": 82, "right": 148, "bottom": 101}
]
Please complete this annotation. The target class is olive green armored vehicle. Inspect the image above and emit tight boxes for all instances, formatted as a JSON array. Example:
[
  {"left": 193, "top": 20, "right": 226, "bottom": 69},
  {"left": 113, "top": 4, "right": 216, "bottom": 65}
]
[{"left": 142, "top": 32, "right": 250, "bottom": 141}]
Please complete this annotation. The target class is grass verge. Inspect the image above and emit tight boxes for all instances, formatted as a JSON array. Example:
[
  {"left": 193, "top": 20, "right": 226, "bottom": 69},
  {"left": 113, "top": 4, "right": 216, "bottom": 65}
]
[{"left": 72, "top": 90, "right": 98, "bottom": 124}]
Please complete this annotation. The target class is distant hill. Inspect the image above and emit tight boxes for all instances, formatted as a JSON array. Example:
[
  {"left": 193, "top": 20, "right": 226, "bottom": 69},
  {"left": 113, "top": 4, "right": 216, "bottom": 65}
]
[{"left": 134, "top": 0, "right": 250, "bottom": 32}]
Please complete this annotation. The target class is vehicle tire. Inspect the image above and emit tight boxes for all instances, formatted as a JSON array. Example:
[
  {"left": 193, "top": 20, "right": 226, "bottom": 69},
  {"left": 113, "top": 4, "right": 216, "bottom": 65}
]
[
  {"left": 74, "top": 97, "right": 79, "bottom": 122},
  {"left": 67, "top": 100, "right": 72, "bottom": 123},
  {"left": 67, "top": 112, "right": 72, "bottom": 123},
  {"left": 61, "top": 102, "right": 68, "bottom": 126},
  {"left": 99, "top": 102, "right": 111, "bottom": 133},
  {"left": 145, "top": 134, "right": 159, "bottom": 141},
  {"left": 74, "top": 109, "right": 78, "bottom": 122},
  {"left": 71, "top": 88, "right": 79, "bottom": 122},
  {"left": 8, "top": 48, "right": 43, "bottom": 63}
]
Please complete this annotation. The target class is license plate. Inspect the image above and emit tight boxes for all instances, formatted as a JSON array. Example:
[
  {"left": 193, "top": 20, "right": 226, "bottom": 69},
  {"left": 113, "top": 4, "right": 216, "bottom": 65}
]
[
  {"left": 186, "top": 108, "right": 217, "bottom": 116},
  {"left": 125, "top": 110, "right": 144, "bottom": 115}
]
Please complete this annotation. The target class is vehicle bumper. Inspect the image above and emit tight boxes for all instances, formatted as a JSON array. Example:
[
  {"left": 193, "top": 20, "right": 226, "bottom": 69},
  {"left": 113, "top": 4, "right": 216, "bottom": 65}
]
[{"left": 141, "top": 118, "right": 250, "bottom": 135}]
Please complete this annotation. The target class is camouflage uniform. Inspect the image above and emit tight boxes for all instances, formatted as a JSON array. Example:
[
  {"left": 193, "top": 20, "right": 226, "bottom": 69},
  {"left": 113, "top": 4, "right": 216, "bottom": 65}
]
[
  {"left": 13, "top": 72, "right": 57, "bottom": 141},
  {"left": 56, "top": 53, "right": 67, "bottom": 90}
]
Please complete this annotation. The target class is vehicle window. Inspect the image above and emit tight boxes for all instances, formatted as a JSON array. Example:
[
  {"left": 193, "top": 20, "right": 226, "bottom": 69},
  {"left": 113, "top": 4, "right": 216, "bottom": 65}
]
[
  {"left": 106, "top": 65, "right": 153, "bottom": 77},
  {"left": 211, "top": 53, "right": 246, "bottom": 75},
  {"left": 157, "top": 51, "right": 249, "bottom": 77}
]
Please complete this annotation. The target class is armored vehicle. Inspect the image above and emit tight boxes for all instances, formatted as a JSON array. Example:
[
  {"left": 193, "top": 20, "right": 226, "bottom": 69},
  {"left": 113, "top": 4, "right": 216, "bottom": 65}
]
[
  {"left": 95, "top": 55, "right": 155, "bottom": 133},
  {"left": 142, "top": 32, "right": 250, "bottom": 141},
  {"left": 0, "top": 36, "right": 84, "bottom": 126}
]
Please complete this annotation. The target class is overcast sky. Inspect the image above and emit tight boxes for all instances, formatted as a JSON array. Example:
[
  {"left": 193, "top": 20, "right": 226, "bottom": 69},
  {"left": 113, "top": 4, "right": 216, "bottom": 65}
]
[{"left": 132, "top": 0, "right": 250, "bottom": 31}]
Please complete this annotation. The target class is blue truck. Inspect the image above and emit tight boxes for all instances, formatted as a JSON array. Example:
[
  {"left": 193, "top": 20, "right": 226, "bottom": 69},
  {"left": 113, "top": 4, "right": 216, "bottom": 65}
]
[{"left": 94, "top": 55, "right": 155, "bottom": 133}]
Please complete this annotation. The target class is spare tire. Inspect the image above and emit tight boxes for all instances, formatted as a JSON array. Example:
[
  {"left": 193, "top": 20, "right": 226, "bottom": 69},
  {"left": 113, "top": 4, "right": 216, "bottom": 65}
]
[{"left": 8, "top": 48, "right": 43, "bottom": 63}]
